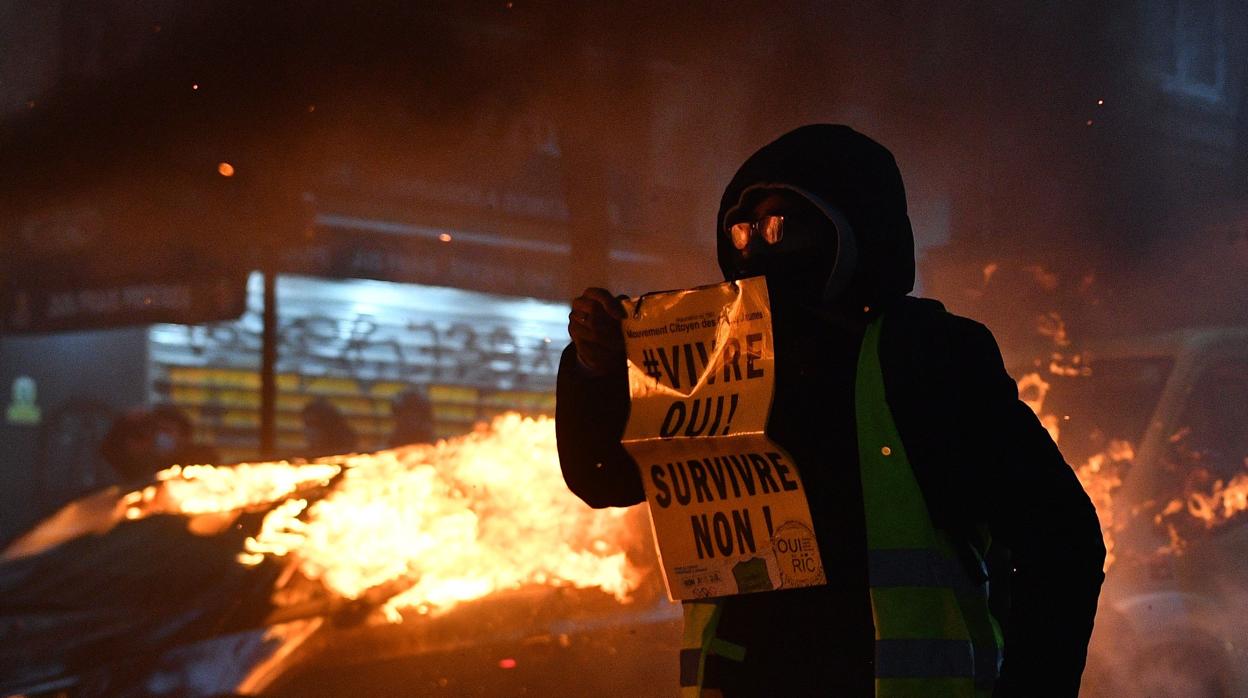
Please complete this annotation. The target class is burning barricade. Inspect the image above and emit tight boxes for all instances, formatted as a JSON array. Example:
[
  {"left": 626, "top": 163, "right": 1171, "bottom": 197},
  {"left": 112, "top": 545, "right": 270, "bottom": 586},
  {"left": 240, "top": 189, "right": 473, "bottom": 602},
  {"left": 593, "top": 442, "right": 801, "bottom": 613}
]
[{"left": 1, "top": 414, "right": 659, "bottom": 697}]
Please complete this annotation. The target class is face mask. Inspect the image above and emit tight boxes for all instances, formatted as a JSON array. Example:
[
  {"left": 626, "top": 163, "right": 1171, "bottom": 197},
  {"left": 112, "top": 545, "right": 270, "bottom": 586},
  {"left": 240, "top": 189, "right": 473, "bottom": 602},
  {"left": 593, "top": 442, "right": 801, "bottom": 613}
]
[
  {"left": 728, "top": 227, "right": 838, "bottom": 308},
  {"left": 722, "top": 187, "right": 859, "bottom": 309}
]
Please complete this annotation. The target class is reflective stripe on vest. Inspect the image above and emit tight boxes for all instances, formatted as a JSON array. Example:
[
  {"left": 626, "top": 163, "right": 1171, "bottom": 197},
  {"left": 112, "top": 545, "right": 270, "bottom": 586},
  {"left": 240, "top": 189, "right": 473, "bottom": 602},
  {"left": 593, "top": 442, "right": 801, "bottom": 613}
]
[
  {"left": 676, "top": 312, "right": 1002, "bottom": 697},
  {"left": 679, "top": 599, "right": 744, "bottom": 698},
  {"left": 857, "top": 314, "right": 1003, "bottom": 697}
]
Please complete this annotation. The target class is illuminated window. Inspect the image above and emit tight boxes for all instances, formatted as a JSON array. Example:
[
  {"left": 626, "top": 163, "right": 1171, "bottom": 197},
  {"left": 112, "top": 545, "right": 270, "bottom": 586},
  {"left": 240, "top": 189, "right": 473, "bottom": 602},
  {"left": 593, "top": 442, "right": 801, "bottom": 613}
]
[{"left": 1155, "top": 0, "right": 1228, "bottom": 103}]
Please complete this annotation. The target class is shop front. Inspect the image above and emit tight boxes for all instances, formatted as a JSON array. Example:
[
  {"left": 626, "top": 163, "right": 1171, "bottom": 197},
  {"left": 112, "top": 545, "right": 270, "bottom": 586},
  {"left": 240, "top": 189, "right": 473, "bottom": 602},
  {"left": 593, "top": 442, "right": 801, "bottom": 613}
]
[{"left": 149, "top": 273, "right": 567, "bottom": 464}]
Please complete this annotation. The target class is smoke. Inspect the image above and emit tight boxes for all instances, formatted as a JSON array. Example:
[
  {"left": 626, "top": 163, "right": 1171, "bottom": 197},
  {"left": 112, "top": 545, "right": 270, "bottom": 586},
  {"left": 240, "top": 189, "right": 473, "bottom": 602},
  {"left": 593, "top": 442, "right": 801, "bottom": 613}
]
[
  {"left": 5, "top": 1, "right": 1242, "bottom": 311},
  {"left": 1082, "top": 548, "right": 1248, "bottom": 697},
  {"left": 2, "top": 6, "right": 1247, "bottom": 693}
]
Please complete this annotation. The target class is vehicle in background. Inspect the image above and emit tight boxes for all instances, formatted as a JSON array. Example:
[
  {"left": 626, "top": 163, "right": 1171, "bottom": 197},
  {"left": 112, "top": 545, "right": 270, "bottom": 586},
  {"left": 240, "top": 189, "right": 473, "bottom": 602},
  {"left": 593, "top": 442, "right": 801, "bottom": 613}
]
[{"left": 1016, "top": 327, "right": 1248, "bottom": 697}]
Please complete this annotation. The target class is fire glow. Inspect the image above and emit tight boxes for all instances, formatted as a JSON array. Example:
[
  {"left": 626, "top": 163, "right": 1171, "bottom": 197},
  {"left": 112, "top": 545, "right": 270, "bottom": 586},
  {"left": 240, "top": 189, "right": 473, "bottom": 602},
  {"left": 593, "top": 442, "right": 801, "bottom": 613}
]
[
  {"left": 1019, "top": 335, "right": 1247, "bottom": 569},
  {"left": 1019, "top": 368, "right": 1132, "bottom": 569},
  {"left": 1183, "top": 468, "right": 1248, "bottom": 528},
  {"left": 129, "top": 413, "right": 640, "bottom": 619}
]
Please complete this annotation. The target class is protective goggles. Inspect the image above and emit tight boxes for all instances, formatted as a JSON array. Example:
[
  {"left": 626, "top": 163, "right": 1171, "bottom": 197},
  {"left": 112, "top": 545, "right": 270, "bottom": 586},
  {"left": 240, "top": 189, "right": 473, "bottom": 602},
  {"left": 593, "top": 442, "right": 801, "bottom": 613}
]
[{"left": 728, "top": 214, "right": 785, "bottom": 250}]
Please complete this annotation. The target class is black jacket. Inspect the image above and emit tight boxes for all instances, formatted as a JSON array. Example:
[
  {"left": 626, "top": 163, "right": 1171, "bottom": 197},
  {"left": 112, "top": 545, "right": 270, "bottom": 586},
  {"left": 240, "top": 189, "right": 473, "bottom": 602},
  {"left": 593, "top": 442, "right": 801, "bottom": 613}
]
[{"left": 556, "top": 125, "right": 1105, "bottom": 696}]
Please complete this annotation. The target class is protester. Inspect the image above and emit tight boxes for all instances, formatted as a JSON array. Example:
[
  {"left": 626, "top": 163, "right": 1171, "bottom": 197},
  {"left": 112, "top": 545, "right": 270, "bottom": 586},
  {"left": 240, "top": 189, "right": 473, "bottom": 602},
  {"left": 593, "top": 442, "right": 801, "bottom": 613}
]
[
  {"left": 99, "top": 409, "right": 164, "bottom": 484},
  {"left": 301, "top": 397, "right": 357, "bottom": 457},
  {"left": 389, "top": 390, "right": 435, "bottom": 448},
  {"left": 150, "top": 403, "right": 219, "bottom": 465},
  {"left": 556, "top": 125, "right": 1105, "bottom": 696}
]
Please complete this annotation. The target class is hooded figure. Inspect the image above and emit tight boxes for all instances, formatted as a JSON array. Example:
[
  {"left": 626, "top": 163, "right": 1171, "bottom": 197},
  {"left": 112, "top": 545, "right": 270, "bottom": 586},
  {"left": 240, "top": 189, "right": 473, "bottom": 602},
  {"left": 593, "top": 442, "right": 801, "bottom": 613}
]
[
  {"left": 557, "top": 125, "right": 1104, "bottom": 697},
  {"left": 716, "top": 124, "right": 913, "bottom": 311}
]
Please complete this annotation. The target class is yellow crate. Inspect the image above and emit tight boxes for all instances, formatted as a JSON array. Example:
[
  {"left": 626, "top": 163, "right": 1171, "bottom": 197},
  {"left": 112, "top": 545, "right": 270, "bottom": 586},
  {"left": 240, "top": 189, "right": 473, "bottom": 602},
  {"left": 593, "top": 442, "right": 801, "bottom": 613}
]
[
  {"left": 301, "top": 376, "right": 363, "bottom": 396},
  {"left": 168, "top": 366, "right": 211, "bottom": 385},
  {"left": 276, "top": 393, "right": 307, "bottom": 411},
  {"left": 276, "top": 414, "right": 304, "bottom": 431},
  {"left": 170, "top": 386, "right": 211, "bottom": 406},
  {"left": 429, "top": 384, "right": 478, "bottom": 405},
  {"left": 221, "top": 414, "right": 258, "bottom": 429},
  {"left": 434, "top": 404, "right": 477, "bottom": 421},
  {"left": 369, "top": 381, "right": 410, "bottom": 399},
  {"left": 208, "top": 369, "right": 260, "bottom": 389},
  {"left": 481, "top": 391, "right": 555, "bottom": 409}
]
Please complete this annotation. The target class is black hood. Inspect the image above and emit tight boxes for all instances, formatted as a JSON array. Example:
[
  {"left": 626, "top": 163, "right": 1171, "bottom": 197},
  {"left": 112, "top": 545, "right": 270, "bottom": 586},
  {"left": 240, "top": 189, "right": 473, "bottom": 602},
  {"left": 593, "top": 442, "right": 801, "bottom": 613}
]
[{"left": 716, "top": 124, "right": 915, "bottom": 309}]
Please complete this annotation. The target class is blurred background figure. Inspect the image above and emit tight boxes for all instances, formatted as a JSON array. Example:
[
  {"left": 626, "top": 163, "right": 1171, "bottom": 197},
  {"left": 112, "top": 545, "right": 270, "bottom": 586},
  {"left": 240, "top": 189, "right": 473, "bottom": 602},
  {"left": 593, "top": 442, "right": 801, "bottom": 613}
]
[
  {"left": 302, "top": 397, "right": 357, "bottom": 457},
  {"left": 150, "top": 403, "right": 220, "bottom": 465},
  {"left": 98, "top": 409, "right": 163, "bottom": 485},
  {"left": 389, "top": 390, "right": 435, "bottom": 448}
]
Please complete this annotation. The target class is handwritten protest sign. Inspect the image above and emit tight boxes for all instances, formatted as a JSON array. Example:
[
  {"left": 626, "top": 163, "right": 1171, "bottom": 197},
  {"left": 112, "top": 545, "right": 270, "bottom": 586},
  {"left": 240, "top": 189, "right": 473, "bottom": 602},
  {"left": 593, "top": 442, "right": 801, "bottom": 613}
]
[{"left": 621, "top": 277, "right": 825, "bottom": 600}]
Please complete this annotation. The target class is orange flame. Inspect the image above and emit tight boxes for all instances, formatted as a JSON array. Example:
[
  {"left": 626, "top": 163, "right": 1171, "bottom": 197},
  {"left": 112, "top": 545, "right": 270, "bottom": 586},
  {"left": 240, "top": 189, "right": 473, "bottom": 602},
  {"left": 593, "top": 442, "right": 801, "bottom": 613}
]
[
  {"left": 1171, "top": 468, "right": 1248, "bottom": 531},
  {"left": 1018, "top": 365, "right": 1128, "bottom": 570},
  {"left": 1017, "top": 371, "right": 1061, "bottom": 443},
  {"left": 1071, "top": 440, "right": 1133, "bottom": 569},
  {"left": 1020, "top": 319, "right": 1246, "bottom": 570},
  {"left": 131, "top": 413, "right": 641, "bottom": 618},
  {"left": 1036, "top": 310, "right": 1069, "bottom": 346},
  {"left": 126, "top": 462, "right": 341, "bottom": 518}
]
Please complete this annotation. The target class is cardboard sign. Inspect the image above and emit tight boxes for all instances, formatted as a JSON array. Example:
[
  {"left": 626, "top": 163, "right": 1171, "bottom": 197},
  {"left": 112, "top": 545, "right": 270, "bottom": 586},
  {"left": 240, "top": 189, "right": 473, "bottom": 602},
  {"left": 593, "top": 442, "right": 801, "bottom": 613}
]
[{"left": 621, "top": 277, "right": 825, "bottom": 600}]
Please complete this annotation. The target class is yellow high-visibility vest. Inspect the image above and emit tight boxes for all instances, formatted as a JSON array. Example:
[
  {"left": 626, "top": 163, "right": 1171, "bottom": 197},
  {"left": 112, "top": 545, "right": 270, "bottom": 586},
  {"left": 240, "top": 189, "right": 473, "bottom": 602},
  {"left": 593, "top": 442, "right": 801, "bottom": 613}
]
[{"left": 679, "top": 314, "right": 1003, "bottom": 698}]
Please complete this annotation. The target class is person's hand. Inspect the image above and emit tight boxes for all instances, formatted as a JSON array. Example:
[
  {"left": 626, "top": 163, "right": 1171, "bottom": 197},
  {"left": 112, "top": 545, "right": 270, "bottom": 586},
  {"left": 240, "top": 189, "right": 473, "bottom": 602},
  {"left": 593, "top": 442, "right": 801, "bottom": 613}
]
[{"left": 568, "top": 287, "right": 626, "bottom": 376}]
